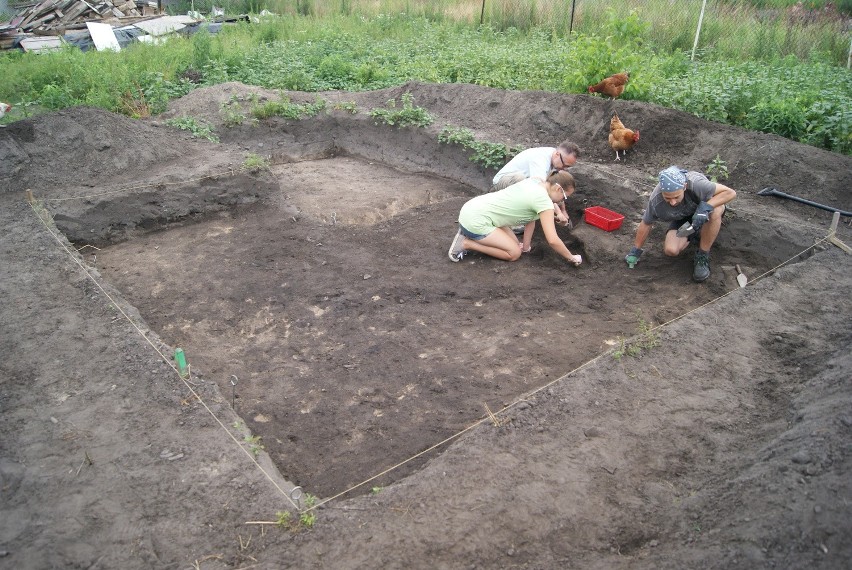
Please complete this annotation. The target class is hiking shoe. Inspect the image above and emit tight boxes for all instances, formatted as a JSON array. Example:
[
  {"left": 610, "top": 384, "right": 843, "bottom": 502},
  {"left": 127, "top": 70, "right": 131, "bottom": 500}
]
[
  {"left": 693, "top": 250, "right": 711, "bottom": 282},
  {"left": 448, "top": 229, "right": 467, "bottom": 262}
]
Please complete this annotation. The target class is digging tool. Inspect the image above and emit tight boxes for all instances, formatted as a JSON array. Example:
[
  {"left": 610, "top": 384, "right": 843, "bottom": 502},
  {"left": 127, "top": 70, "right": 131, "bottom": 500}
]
[
  {"left": 676, "top": 221, "right": 695, "bottom": 238},
  {"left": 757, "top": 187, "right": 852, "bottom": 217},
  {"left": 735, "top": 264, "right": 747, "bottom": 288}
]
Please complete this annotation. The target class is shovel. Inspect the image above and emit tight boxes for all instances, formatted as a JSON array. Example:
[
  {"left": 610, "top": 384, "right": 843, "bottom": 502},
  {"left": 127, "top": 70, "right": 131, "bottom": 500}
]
[
  {"left": 735, "top": 264, "right": 747, "bottom": 288},
  {"left": 757, "top": 187, "right": 852, "bottom": 217}
]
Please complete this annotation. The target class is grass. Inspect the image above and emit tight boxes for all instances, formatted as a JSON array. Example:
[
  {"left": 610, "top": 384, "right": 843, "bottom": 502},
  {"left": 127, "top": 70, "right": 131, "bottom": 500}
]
[
  {"left": 368, "top": 93, "right": 434, "bottom": 128},
  {"left": 0, "top": 7, "right": 849, "bottom": 153},
  {"left": 612, "top": 315, "right": 661, "bottom": 360},
  {"left": 439, "top": 126, "right": 525, "bottom": 169}
]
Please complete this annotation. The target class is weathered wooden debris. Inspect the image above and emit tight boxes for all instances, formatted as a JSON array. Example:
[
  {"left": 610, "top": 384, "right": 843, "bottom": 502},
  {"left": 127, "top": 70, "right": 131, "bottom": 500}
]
[{"left": 1, "top": 0, "right": 160, "bottom": 49}]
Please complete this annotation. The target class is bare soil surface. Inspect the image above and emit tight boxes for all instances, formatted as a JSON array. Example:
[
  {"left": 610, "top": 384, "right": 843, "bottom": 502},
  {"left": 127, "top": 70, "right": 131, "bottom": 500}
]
[{"left": 1, "top": 81, "right": 850, "bottom": 569}]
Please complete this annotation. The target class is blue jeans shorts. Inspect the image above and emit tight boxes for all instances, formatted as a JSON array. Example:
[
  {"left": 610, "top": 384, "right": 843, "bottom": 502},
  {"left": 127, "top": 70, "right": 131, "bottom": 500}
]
[{"left": 458, "top": 224, "right": 488, "bottom": 241}]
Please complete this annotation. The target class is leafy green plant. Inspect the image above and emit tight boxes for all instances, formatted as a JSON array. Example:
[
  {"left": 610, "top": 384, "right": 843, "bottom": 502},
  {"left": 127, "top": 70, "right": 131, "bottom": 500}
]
[
  {"left": 221, "top": 97, "right": 252, "bottom": 127},
  {"left": 244, "top": 434, "right": 264, "bottom": 456},
  {"left": 299, "top": 512, "right": 316, "bottom": 528},
  {"left": 241, "top": 153, "right": 270, "bottom": 172},
  {"left": 438, "top": 126, "right": 525, "bottom": 170},
  {"left": 706, "top": 154, "right": 729, "bottom": 182},
  {"left": 275, "top": 510, "right": 292, "bottom": 527},
  {"left": 332, "top": 101, "right": 358, "bottom": 114},
  {"left": 164, "top": 117, "right": 219, "bottom": 143},
  {"left": 369, "top": 93, "right": 433, "bottom": 128},
  {"left": 275, "top": 509, "right": 316, "bottom": 531},
  {"left": 251, "top": 95, "right": 327, "bottom": 120},
  {"left": 371, "top": 486, "right": 383, "bottom": 495},
  {"left": 612, "top": 315, "right": 660, "bottom": 360}
]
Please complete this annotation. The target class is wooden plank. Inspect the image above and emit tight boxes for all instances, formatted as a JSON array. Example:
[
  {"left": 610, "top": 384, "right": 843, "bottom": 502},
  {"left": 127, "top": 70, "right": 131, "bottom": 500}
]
[{"left": 20, "top": 1, "right": 59, "bottom": 28}]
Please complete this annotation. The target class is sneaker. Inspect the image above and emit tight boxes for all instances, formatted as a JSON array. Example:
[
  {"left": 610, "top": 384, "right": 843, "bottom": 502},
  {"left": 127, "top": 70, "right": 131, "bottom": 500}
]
[
  {"left": 693, "top": 250, "right": 711, "bottom": 282},
  {"left": 448, "top": 229, "right": 467, "bottom": 262}
]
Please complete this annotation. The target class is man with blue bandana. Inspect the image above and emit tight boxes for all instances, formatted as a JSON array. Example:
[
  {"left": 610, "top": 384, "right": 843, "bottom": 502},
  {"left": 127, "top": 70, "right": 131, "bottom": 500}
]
[{"left": 625, "top": 165, "right": 737, "bottom": 282}]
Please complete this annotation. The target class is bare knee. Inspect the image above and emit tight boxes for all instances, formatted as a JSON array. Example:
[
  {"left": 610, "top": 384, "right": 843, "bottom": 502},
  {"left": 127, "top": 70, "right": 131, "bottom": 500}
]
[
  {"left": 663, "top": 245, "right": 680, "bottom": 257},
  {"left": 506, "top": 250, "right": 522, "bottom": 261}
]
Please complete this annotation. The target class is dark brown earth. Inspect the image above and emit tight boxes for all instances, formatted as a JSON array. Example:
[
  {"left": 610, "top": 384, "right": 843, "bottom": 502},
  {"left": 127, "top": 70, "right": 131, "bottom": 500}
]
[{"left": 1, "top": 81, "right": 850, "bottom": 569}]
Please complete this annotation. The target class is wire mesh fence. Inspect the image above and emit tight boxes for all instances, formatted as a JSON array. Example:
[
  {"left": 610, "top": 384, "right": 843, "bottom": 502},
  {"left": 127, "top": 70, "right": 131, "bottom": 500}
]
[{"left": 156, "top": 0, "right": 850, "bottom": 65}]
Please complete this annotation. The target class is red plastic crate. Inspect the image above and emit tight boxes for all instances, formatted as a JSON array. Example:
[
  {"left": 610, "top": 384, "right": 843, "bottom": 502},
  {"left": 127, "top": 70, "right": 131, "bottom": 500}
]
[{"left": 584, "top": 206, "right": 624, "bottom": 231}]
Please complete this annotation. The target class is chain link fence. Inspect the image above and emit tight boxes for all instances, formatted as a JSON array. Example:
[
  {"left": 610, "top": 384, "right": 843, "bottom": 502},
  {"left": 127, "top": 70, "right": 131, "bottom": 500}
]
[{"left": 157, "top": 0, "right": 851, "bottom": 65}]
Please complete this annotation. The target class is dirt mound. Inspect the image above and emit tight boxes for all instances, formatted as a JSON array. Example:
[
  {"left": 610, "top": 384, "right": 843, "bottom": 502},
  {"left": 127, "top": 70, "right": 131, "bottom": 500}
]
[{"left": 0, "top": 82, "right": 849, "bottom": 570}]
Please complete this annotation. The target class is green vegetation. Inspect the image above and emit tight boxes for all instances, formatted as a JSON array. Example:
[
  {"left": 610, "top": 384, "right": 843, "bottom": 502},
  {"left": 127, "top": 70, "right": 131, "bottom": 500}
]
[
  {"left": 439, "top": 126, "right": 525, "bottom": 169},
  {"left": 369, "top": 93, "right": 434, "bottom": 128},
  {"left": 164, "top": 116, "right": 220, "bottom": 142},
  {"left": 613, "top": 315, "right": 661, "bottom": 360},
  {"left": 275, "top": 508, "right": 317, "bottom": 531},
  {"left": 0, "top": 4, "right": 849, "bottom": 153},
  {"left": 243, "top": 433, "right": 265, "bottom": 456},
  {"left": 251, "top": 95, "right": 327, "bottom": 120},
  {"left": 241, "top": 153, "right": 270, "bottom": 171},
  {"left": 706, "top": 155, "right": 730, "bottom": 183}
]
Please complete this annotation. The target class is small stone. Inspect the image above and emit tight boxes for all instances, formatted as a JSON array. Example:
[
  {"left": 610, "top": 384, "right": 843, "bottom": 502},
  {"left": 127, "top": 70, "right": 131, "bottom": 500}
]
[
  {"left": 814, "top": 505, "right": 822, "bottom": 513},
  {"left": 791, "top": 451, "right": 811, "bottom": 464},
  {"left": 650, "top": 540, "right": 659, "bottom": 547}
]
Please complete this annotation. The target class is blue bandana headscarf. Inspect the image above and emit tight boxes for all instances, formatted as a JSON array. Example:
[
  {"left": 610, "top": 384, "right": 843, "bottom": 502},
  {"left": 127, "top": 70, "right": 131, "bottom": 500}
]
[{"left": 659, "top": 166, "right": 688, "bottom": 193}]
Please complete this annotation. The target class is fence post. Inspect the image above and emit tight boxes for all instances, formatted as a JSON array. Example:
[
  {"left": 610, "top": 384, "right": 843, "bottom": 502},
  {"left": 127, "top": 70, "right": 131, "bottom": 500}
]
[
  {"left": 480, "top": 0, "right": 485, "bottom": 26},
  {"left": 691, "top": 0, "right": 708, "bottom": 62},
  {"left": 847, "top": 36, "right": 851, "bottom": 69},
  {"left": 569, "top": 0, "right": 576, "bottom": 34}
]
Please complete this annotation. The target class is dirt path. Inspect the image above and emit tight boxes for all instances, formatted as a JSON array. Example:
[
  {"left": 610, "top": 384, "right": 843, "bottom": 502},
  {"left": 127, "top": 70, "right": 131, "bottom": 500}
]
[{"left": 1, "top": 82, "right": 850, "bottom": 569}]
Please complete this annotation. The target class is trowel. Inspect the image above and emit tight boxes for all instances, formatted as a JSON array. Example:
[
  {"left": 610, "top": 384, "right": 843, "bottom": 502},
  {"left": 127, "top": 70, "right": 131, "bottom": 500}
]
[
  {"left": 735, "top": 264, "right": 747, "bottom": 288},
  {"left": 676, "top": 221, "right": 695, "bottom": 238}
]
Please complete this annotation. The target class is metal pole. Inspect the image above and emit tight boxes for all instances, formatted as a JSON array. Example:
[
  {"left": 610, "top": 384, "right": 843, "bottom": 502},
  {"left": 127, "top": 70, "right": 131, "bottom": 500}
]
[
  {"left": 691, "top": 0, "right": 708, "bottom": 62},
  {"left": 569, "top": 0, "right": 576, "bottom": 34},
  {"left": 847, "top": 35, "right": 851, "bottom": 69}
]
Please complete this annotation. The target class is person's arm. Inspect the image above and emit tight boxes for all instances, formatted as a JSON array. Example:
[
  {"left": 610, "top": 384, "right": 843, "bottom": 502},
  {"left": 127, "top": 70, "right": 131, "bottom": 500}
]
[
  {"left": 554, "top": 202, "right": 570, "bottom": 226},
  {"left": 625, "top": 221, "right": 652, "bottom": 268},
  {"left": 708, "top": 183, "right": 736, "bottom": 207},
  {"left": 521, "top": 221, "right": 535, "bottom": 252},
  {"left": 634, "top": 221, "right": 652, "bottom": 249},
  {"left": 539, "top": 210, "right": 581, "bottom": 265}
]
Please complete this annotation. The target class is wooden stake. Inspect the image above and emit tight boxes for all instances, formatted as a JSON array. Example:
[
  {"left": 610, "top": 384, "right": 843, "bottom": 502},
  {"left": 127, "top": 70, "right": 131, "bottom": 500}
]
[
  {"left": 827, "top": 211, "right": 852, "bottom": 254},
  {"left": 25, "top": 189, "right": 34, "bottom": 203}
]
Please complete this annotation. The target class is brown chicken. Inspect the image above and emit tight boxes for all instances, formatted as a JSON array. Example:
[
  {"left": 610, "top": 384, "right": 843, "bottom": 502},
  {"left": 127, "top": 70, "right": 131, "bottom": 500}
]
[
  {"left": 588, "top": 72, "right": 630, "bottom": 99},
  {"left": 608, "top": 112, "right": 640, "bottom": 161}
]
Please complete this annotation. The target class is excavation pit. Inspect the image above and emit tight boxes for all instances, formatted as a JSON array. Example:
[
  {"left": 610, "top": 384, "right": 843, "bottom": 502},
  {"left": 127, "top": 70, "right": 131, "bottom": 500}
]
[
  {"left": 3, "top": 83, "right": 851, "bottom": 568},
  {"left": 74, "top": 151, "right": 803, "bottom": 498}
]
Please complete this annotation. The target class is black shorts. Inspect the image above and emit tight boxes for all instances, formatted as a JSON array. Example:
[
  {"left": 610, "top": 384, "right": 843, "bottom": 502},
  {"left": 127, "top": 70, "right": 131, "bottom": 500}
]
[{"left": 667, "top": 204, "right": 726, "bottom": 231}]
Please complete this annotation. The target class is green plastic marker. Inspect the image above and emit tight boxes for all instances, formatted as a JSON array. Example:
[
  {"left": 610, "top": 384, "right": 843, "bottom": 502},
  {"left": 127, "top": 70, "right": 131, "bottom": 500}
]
[{"left": 174, "top": 348, "right": 187, "bottom": 376}]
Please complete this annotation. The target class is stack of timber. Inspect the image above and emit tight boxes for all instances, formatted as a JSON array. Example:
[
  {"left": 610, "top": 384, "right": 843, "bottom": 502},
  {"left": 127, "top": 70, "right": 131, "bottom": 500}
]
[{"left": 1, "top": 0, "right": 159, "bottom": 49}]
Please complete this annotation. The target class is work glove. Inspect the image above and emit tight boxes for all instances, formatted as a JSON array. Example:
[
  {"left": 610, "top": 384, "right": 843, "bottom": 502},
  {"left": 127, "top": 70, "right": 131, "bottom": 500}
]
[
  {"left": 691, "top": 201, "right": 714, "bottom": 232},
  {"left": 625, "top": 246, "right": 643, "bottom": 269}
]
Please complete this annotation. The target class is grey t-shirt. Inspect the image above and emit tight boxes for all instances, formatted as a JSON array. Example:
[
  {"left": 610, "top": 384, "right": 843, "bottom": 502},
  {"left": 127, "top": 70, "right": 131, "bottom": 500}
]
[{"left": 642, "top": 171, "right": 717, "bottom": 224}]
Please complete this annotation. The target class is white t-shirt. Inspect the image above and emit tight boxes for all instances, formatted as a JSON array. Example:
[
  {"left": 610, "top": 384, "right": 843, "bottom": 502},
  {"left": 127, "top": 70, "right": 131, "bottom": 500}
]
[{"left": 492, "top": 147, "right": 554, "bottom": 185}]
